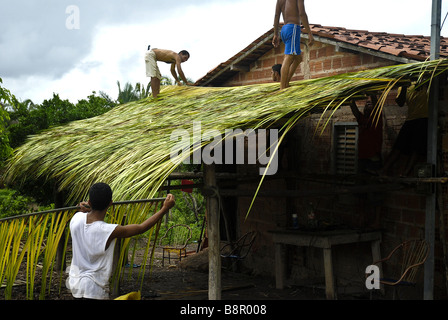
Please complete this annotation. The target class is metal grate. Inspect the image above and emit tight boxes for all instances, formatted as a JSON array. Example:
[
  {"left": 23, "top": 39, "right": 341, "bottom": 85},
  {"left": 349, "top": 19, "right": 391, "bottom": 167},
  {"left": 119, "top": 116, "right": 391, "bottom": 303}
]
[{"left": 333, "top": 123, "right": 358, "bottom": 175}]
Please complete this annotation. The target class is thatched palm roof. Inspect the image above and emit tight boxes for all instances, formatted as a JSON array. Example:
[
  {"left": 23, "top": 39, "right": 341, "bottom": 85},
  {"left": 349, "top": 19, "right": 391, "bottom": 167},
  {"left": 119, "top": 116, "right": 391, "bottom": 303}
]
[{"left": 5, "top": 60, "right": 448, "bottom": 204}]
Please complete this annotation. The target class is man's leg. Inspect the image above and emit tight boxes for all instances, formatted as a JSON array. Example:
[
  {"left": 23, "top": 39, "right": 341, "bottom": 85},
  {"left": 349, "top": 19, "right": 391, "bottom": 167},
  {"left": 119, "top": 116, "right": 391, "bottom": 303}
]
[
  {"left": 280, "top": 55, "right": 294, "bottom": 90},
  {"left": 151, "top": 77, "right": 160, "bottom": 98},
  {"left": 287, "top": 55, "right": 302, "bottom": 84},
  {"left": 280, "top": 55, "right": 302, "bottom": 89}
]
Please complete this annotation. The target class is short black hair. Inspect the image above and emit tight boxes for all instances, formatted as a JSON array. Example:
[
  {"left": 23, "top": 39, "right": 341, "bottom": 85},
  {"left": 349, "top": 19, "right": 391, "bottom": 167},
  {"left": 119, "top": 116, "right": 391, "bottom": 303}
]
[
  {"left": 272, "top": 64, "right": 282, "bottom": 75},
  {"left": 89, "top": 182, "right": 112, "bottom": 211},
  {"left": 179, "top": 50, "right": 190, "bottom": 58}
]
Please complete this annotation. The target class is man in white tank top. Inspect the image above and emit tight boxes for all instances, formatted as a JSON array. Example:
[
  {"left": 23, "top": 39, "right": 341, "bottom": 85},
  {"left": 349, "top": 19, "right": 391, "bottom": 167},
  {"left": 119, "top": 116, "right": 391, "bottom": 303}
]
[{"left": 66, "top": 182, "right": 175, "bottom": 299}]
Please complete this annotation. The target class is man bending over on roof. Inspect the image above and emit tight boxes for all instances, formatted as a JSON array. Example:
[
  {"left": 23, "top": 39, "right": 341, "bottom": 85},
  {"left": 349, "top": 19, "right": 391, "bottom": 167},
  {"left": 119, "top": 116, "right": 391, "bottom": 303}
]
[
  {"left": 273, "top": 0, "right": 314, "bottom": 90},
  {"left": 145, "top": 47, "right": 193, "bottom": 98}
]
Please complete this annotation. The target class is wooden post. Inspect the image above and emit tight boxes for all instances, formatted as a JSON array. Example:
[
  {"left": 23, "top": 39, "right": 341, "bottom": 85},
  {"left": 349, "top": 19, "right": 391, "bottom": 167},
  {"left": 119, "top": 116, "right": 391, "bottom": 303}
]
[
  {"left": 424, "top": 0, "right": 441, "bottom": 300},
  {"left": 204, "top": 164, "right": 221, "bottom": 300},
  {"left": 274, "top": 243, "right": 285, "bottom": 289},
  {"left": 323, "top": 248, "right": 336, "bottom": 300}
]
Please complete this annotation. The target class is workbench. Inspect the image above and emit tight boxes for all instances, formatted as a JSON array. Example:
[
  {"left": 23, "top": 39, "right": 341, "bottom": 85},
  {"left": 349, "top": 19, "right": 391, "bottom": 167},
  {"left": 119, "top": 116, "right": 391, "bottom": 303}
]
[{"left": 269, "top": 229, "right": 382, "bottom": 299}]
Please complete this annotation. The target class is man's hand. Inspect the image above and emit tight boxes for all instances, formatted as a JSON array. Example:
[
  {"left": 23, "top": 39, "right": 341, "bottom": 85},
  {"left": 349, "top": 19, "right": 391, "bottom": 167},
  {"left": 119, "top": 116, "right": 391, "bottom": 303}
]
[
  {"left": 163, "top": 194, "right": 175, "bottom": 211},
  {"left": 78, "top": 201, "right": 91, "bottom": 212},
  {"left": 308, "top": 34, "right": 315, "bottom": 47},
  {"left": 272, "top": 34, "right": 280, "bottom": 48}
]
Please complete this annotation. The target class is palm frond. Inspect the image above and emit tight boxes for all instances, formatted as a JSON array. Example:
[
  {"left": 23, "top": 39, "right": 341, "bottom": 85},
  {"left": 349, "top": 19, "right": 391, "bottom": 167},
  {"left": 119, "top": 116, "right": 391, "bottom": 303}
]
[{"left": 5, "top": 60, "right": 448, "bottom": 207}]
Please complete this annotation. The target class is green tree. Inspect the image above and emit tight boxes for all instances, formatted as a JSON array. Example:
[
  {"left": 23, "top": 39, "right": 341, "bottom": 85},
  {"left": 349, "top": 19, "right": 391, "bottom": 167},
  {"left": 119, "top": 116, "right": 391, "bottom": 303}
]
[
  {"left": 0, "top": 188, "right": 37, "bottom": 219},
  {"left": 7, "top": 98, "right": 38, "bottom": 148},
  {"left": 117, "top": 81, "right": 152, "bottom": 104},
  {"left": 161, "top": 76, "right": 173, "bottom": 86},
  {"left": 8, "top": 92, "right": 116, "bottom": 148},
  {"left": 0, "top": 78, "right": 14, "bottom": 161},
  {"left": 71, "top": 92, "right": 116, "bottom": 120}
]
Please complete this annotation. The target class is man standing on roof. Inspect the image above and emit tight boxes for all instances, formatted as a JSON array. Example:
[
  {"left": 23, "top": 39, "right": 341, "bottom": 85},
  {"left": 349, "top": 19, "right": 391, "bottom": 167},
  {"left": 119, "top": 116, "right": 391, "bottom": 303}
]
[
  {"left": 145, "top": 46, "right": 194, "bottom": 98},
  {"left": 273, "top": 0, "right": 314, "bottom": 90}
]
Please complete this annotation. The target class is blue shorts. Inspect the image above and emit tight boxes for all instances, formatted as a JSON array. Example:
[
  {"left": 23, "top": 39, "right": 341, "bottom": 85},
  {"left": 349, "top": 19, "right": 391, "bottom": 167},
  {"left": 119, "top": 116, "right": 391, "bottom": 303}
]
[{"left": 281, "top": 24, "right": 301, "bottom": 55}]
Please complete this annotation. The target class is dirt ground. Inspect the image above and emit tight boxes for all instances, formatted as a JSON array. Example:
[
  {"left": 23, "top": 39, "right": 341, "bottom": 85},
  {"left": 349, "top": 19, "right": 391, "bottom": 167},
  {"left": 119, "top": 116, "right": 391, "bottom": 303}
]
[
  {"left": 117, "top": 247, "right": 328, "bottom": 301},
  {"left": 2, "top": 242, "right": 370, "bottom": 301},
  {"left": 117, "top": 244, "right": 374, "bottom": 300}
]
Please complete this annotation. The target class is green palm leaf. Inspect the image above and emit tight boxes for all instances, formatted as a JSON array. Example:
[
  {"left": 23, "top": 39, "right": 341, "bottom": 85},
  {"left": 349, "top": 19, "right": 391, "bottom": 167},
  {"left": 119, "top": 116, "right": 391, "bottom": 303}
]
[{"left": 5, "top": 60, "right": 448, "bottom": 212}]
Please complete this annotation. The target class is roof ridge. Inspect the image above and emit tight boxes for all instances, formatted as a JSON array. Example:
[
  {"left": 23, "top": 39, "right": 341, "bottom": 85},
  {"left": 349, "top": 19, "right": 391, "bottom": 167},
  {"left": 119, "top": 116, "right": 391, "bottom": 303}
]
[
  {"left": 195, "top": 24, "right": 447, "bottom": 86},
  {"left": 308, "top": 24, "right": 435, "bottom": 39}
]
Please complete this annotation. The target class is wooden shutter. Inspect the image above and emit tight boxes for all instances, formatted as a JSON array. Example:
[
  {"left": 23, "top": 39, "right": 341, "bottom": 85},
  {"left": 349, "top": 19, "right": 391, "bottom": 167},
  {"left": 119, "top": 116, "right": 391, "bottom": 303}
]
[{"left": 333, "top": 123, "right": 358, "bottom": 175}]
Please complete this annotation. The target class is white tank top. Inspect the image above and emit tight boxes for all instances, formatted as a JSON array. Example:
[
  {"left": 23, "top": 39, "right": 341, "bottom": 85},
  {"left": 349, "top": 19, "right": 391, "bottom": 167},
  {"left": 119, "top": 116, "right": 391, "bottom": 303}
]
[{"left": 66, "top": 212, "right": 118, "bottom": 299}]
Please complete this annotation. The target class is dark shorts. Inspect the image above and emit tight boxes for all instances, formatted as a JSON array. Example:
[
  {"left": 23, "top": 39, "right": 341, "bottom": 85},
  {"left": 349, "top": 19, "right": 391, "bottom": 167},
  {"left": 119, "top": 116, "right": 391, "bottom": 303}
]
[
  {"left": 393, "top": 118, "right": 428, "bottom": 156},
  {"left": 281, "top": 24, "right": 301, "bottom": 55}
]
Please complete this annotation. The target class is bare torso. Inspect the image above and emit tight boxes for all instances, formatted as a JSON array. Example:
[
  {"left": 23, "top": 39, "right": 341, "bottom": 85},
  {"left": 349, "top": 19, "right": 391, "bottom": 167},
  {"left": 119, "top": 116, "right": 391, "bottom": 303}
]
[
  {"left": 152, "top": 48, "right": 177, "bottom": 64},
  {"left": 280, "top": 0, "right": 301, "bottom": 25}
]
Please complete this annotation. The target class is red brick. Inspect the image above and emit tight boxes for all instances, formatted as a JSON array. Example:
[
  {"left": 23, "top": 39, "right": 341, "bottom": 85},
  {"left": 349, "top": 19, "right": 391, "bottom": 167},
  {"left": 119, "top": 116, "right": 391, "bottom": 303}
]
[
  {"left": 415, "top": 211, "right": 426, "bottom": 226},
  {"left": 408, "top": 226, "right": 423, "bottom": 238},
  {"left": 323, "top": 58, "right": 332, "bottom": 71},
  {"left": 317, "top": 47, "right": 328, "bottom": 58},
  {"left": 395, "top": 223, "right": 408, "bottom": 237},
  {"left": 387, "top": 207, "right": 402, "bottom": 221},
  {"left": 361, "top": 53, "right": 373, "bottom": 65},
  {"left": 332, "top": 57, "right": 342, "bottom": 69},
  {"left": 401, "top": 209, "right": 415, "bottom": 224},
  {"left": 262, "top": 57, "right": 276, "bottom": 68},
  {"left": 311, "top": 61, "right": 323, "bottom": 73}
]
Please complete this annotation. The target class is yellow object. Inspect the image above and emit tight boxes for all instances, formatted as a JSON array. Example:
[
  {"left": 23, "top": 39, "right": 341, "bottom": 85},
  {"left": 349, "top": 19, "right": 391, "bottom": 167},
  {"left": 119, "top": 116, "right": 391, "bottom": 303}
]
[{"left": 114, "top": 291, "right": 141, "bottom": 300}]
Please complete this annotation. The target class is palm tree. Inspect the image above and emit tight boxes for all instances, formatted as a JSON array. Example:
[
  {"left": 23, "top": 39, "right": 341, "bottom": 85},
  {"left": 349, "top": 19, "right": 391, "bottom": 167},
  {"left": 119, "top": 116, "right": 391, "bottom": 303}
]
[{"left": 117, "top": 81, "right": 139, "bottom": 104}]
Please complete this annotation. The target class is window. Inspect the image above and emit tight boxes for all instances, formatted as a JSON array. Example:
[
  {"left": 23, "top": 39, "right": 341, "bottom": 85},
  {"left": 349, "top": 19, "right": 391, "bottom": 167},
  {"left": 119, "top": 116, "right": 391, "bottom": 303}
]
[{"left": 333, "top": 122, "right": 358, "bottom": 175}]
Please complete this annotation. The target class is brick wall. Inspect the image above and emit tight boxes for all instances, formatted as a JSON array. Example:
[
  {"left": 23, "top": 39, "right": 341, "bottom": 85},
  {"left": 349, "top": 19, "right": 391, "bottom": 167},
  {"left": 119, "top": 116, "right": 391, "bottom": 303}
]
[
  {"left": 224, "top": 41, "right": 395, "bottom": 86},
  {"left": 221, "top": 38, "right": 448, "bottom": 298}
]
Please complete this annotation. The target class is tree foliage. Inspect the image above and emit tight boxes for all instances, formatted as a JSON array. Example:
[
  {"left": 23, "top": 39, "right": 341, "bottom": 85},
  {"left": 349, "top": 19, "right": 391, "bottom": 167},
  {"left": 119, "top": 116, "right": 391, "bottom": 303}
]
[
  {"left": 117, "top": 81, "right": 151, "bottom": 104},
  {"left": 0, "top": 78, "right": 14, "bottom": 161},
  {"left": 7, "top": 92, "right": 117, "bottom": 149}
]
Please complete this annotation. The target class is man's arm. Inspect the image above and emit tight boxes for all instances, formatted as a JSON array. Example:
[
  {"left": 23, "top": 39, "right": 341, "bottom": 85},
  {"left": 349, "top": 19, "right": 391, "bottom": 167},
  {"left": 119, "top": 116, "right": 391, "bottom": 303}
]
[
  {"left": 170, "top": 63, "right": 181, "bottom": 85},
  {"left": 106, "top": 194, "right": 175, "bottom": 247},
  {"left": 298, "top": 0, "right": 314, "bottom": 47},
  {"left": 272, "top": 0, "right": 282, "bottom": 47},
  {"left": 395, "top": 86, "right": 407, "bottom": 107},
  {"left": 349, "top": 100, "right": 361, "bottom": 121},
  {"left": 171, "top": 59, "right": 191, "bottom": 85},
  {"left": 175, "top": 57, "right": 190, "bottom": 84}
]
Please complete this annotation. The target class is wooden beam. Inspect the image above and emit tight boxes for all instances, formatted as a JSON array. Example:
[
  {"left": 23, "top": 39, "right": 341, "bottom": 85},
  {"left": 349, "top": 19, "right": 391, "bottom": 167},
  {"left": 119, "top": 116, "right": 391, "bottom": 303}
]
[
  {"left": 168, "top": 171, "right": 240, "bottom": 180},
  {"left": 218, "top": 183, "right": 403, "bottom": 198},
  {"left": 204, "top": 164, "right": 221, "bottom": 300},
  {"left": 230, "top": 64, "right": 250, "bottom": 72}
]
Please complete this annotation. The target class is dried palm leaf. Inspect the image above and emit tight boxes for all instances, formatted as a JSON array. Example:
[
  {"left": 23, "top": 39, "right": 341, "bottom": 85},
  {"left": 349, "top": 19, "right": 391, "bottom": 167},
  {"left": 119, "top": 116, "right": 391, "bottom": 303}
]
[{"left": 5, "top": 60, "right": 448, "bottom": 210}]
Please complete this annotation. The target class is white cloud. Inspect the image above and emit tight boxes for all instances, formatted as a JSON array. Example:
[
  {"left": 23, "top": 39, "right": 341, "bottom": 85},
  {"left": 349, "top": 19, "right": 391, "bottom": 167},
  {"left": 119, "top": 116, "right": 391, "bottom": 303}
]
[{"left": 2, "top": 0, "right": 448, "bottom": 104}]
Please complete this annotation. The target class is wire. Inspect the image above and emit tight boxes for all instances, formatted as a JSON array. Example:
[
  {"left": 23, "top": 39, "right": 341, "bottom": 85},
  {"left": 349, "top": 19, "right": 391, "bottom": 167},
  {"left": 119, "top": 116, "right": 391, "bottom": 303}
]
[{"left": 441, "top": 10, "right": 448, "bottom": 31}]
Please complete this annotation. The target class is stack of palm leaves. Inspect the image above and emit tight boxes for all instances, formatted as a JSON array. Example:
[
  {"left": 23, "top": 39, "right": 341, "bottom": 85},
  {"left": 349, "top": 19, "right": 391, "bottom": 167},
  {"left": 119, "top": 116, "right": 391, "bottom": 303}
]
[{"left": 6, "top": 59, "right": 448, "bottom": 205}]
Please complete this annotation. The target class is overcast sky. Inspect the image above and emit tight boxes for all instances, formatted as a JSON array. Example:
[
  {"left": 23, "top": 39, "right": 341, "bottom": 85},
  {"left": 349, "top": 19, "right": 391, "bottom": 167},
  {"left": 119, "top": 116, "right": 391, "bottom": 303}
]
[{"left": 1, "top": 0, "right": 448, "bottom": 104}]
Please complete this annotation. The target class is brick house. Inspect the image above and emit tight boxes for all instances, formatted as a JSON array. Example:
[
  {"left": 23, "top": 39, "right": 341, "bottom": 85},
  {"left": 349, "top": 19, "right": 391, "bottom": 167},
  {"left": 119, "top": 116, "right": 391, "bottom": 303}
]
[{"left": 196, "top": 24, "right": 448, "bottom": 299}]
